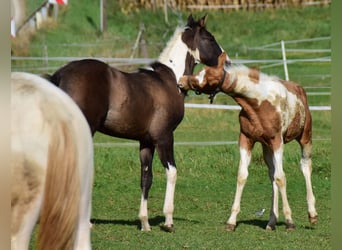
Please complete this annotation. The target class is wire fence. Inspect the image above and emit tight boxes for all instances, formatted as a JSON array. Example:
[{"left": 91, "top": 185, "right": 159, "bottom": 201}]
[{"left": 11, "top": 36, "right": 331, "bottom": 111}]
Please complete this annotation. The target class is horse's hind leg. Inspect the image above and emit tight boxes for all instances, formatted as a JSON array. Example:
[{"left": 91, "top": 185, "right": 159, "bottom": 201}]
[
  {"left": 299, "top": 140, "right": 318, "bottom": 224},
  {"left": 264, "top": 142, "right": 294, "bottom": 231},
  {"left": 226, "top": 133, "right": 254, "bottom": 231},
  {"left": 11, "top": 194, "right": 43, "bottom": 250},
  {"left": 262, "top": 145, "right": 280, "bottom": 230},
  {"left": 155, "top": 134, "right": 177, "bottom": 232},
  {"left": 74, "top": 163, "right": 93, "bottom": 250},
  {"left": 138, "top": 142, "right": 155, "bottom": 231}
]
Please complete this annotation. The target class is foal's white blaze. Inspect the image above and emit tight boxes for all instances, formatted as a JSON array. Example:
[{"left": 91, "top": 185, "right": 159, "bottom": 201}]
[
  {"left": 195, "top": 70, "right": 206, "bottom": 86},
  {"left": 163, "top": 163, "right": 177, "bottom": 226}
]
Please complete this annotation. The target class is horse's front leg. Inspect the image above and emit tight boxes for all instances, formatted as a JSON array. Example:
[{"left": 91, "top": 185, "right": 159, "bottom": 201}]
[
  {"left": 226, "top": 133, "right": 254, "bottom": 231},
  {"left": 156, "top": 134, "right": 177, "bottom": 232},
  {"left": 139, "top": 142, "right": 155, "bottom": 231}
]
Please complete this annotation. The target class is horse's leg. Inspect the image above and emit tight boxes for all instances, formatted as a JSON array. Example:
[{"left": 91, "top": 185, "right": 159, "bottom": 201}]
[
  {"left": 155, "top": 134, "right": 177, "bottom": 232},
  {"left": 74, "top": 161, "right": 93, "bottom": 250},
  {"left": 11, "top": 194, "right": 43, "bottom": 250},
  {"left": 299, "top": 141, "right": 318, "bottom": 224},
  {"left": 262, "top": 145, "right": 279, "bottom": 230},
  {"left": 138, "top": 142, "right": 155, "bottom": 231},
  {"left": 226, "top": 133, "right": 254, "bottom": 231},
  {"left": 265, "top": 141, "right": 294, "bottom": 231}
]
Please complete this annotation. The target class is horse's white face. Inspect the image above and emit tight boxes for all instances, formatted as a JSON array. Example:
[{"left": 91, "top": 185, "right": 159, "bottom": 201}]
[{"left": 158, "top": 14, "right": 231, "bottom": 83}]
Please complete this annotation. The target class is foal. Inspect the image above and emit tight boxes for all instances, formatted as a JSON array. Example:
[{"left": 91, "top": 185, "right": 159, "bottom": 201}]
[{"left": 178, "top": 52, "right": 318, "bottom": 231}]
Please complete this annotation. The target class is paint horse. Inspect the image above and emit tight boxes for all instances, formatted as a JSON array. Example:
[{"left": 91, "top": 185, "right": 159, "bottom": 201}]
[
  {"left": 45, "top": 14, "right": 230, "bottom": 232},
  {"left": 178, "top": 52, "right": 318, "bottom": 231},
  {"left": 11, "top": 72, "right": 94, "bottom": 249}
]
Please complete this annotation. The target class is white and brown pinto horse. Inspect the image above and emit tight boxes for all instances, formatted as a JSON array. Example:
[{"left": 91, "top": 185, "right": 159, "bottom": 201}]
[
  {"left": 11, "top": 72, "right": 94, "bottom": 249},
  {"left": 178, "top": 52, "right": 318, "bottom": 231},
  {"left": 45, "top": 14, "right": 230, "bottom": 232}
]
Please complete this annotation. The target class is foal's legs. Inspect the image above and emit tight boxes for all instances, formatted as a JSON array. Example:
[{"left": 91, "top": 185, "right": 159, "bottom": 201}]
[
  {"left": 138, "top": 141, "right": 155, "bottom": 231},
  {"left": 156, "top": 134, "right": 177, "bottom": 232},
  {"left": 226, "top": 133, "right": 254, "bottom": 231},
  {"left": 299, "top": 141, "right": 318, "bottom": 224},
  {"left": 263, "top": 142, "right": 294, "bottom": 231}
]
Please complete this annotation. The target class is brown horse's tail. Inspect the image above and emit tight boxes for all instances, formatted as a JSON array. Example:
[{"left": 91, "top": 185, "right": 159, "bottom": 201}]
[{"left": 38, "top": 121, "right": 80, "bottom": 250}]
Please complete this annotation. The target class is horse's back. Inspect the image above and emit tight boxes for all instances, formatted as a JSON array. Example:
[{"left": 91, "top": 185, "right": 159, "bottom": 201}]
[
  {"left": 50, "top": 59, "right": 112, "bottom": 133},
  {"left": 50, "top": 59, "right": 184, "bottom": 139},
  {"left": 11, "top": 72, "right": 93, "bottom": 249}
]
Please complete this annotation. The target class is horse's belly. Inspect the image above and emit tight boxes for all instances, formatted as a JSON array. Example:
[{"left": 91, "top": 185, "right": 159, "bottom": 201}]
[{"left": 101, "top": 109, "right": 149, "bottom": 139}]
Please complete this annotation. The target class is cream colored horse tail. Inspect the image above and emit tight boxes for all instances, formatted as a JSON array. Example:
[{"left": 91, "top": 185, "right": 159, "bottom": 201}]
[{"left": 38, "top": 120, "right": 80, "bottom": 250}]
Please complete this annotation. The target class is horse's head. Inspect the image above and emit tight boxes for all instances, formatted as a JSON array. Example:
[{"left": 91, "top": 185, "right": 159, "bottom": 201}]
[
  {"left": 178, "top": 52, "right": 228, "bottom": 95},
  {"left": 182, "top": 14, "right": 231, "bottom": 71}
]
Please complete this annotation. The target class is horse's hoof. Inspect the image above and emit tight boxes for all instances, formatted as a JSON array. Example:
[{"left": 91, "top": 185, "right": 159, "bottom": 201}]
[
  {"left": 309, "top": 213, "right": 318, "bottom": 224},
  {"left": 266, "top": 224, "right": 275, "bottom": 231},
  {"left": 140, "top": 224, "right": 152, "bottom": 231},
  {"left": 160, "top": 224, "right": 175, "bottom": 233},
  {"left": 225, "top": 223, "right": 236, "bottom": 231},
  {"left": 285, "top": 222, "right": 296, "bottom": 231}
]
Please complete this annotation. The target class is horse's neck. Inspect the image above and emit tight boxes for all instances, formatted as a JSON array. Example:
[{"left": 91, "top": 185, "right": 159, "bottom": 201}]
[
  {"left": 225, "top": 66, "right": 283, "bottom": 108},
  {"left": 158, "top": 28, "right": 190, "bottom": 82},
  {"left": 223, "top": 67, "right": 264, "bottom": 107}
]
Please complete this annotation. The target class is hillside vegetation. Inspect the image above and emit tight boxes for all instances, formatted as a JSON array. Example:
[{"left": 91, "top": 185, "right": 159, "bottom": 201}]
[{"left": 14, "top": 2, "right": 330, "bottom": 60}]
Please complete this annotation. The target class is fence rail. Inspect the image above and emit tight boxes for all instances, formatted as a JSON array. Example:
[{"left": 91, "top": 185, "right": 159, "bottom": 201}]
[
  {"left": 186, "top": 0, "right": 330, "bottom": 10},
  {"left": 184, "top": 103, "right": 331, "bottom": 111}
]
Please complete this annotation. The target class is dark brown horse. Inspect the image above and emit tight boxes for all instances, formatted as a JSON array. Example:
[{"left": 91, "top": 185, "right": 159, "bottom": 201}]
[{"left": 46, "top": 14, "right": 231, "bottom": 232}]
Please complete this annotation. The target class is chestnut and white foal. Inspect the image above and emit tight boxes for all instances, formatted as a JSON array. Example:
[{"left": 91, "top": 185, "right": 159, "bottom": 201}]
[{"left": 178, "top": 52, "right": 318, "bottom": 231}]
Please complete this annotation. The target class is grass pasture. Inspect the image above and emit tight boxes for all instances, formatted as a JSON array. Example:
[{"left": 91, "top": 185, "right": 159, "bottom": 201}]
[
  {"left": 17, "top": 2, "right": 331, "bottom": 249},
  {"left": 91, "top": 108, "right": 331, "bottom": 249}
]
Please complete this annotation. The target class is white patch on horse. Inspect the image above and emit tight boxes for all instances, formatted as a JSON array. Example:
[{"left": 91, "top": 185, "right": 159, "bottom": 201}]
[
  {"left": 228, "top": 66, "right": 305, "bottom": 133},
  {"left": 195, "top": 70, "right": 206, "bottom": 86},
  {"left": 158, "top": 27, "right": 188, "bottom": 82},
  {"left": 139, "top": 194, "right": 151, "bottom": 231},
  {"left": 141, "top": 66, "right": 154, "bottom": 71},
  {"left": 163, "top": 163, "right": 177, "bottom": 227},
  {"left": 189, "top": 48, "right": 201, "bottom": 64}
]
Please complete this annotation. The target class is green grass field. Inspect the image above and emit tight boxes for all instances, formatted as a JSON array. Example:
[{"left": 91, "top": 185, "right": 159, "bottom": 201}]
[
  {"left": 91, "top": 109, "right": 330, "bottom": 249},
  {"left": 18, "top": 2, "right": 331, "bottom": 249}
]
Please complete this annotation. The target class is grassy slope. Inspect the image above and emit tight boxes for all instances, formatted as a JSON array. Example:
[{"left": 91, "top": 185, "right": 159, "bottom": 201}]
[
  {"left": 22, "top": 3, "right": 331, "bottom": 249},
  {"left": 19, "top": 3, "right": 330, "bottom": 83}
]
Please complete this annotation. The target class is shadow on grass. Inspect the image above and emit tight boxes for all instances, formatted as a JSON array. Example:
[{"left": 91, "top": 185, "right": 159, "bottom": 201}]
[
  {"left": 236, "top": 219, "right": 316, "bottom": 230},
  {"left": 91, "top": 216, "right": 200, "bottom": 231},
  {"left": 236, "top": 219, "right": 287, "bottom": 230}
]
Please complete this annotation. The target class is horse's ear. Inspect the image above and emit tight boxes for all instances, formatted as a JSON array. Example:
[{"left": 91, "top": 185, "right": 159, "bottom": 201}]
[
  {"left": 187, "top": 14, "right": 194, "bottom": 24},
  {"left": 199, "top": 14, "right": 208, "bottom": 27}
]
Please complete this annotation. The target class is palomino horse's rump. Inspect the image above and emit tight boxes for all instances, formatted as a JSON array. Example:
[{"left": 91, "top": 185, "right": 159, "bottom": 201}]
[{"left": 11, "top": 72, "right": 93, "bottom": 249}]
